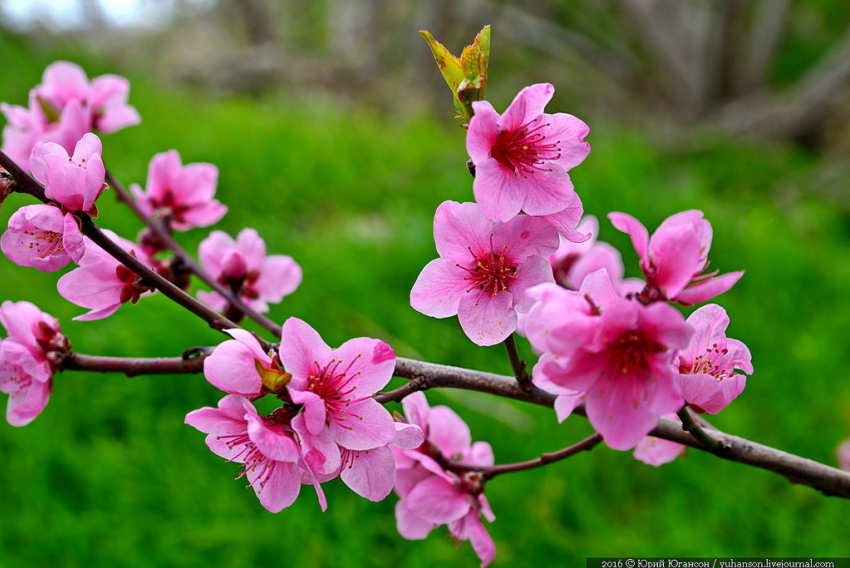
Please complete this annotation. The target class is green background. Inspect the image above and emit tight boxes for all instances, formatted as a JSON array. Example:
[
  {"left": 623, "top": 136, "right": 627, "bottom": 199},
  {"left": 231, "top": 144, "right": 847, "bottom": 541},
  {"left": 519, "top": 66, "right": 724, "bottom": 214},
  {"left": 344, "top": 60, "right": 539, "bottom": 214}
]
[{"left": 1, "top": 26, "right": 849, "bottom": 568}]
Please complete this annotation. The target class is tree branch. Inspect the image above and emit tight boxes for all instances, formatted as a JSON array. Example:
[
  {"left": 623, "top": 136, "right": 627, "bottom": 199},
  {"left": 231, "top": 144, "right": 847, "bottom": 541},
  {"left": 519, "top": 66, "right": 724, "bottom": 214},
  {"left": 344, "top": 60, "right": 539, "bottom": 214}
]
[{"left": 64, "top": 349, "right": 210, "bottom": 377}]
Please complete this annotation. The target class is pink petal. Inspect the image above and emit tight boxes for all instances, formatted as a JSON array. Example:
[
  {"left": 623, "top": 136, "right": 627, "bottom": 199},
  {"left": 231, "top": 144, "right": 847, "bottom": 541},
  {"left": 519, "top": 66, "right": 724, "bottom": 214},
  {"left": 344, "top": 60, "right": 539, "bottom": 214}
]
[
  {"left": 401, "top": 391, "right": 431, "bottom": 432},
  {"left": 432, "top": 201, "right": 496, "bottom": 263},
  {"left": 246, "top": 414, "right": 301, "bottom": 462},
  {"left": 608, "top": 212, "right": 649, "bottom": 266},
  {"left": 457, "top": 289, "right": 516, "bottom": 346},
  {"left": 510, "top": 255, "right": 556, "bottom": 313},
  {"left": 405, "top": 475, "right": 470, "bottom": 524},
  {"left": 278, "top": 317, "right": 333, "bottom": 387},
  {"left": 249, "top": 461, "right": 301, "bottom": 513},
  {"left": 451, "top": 511, "right": 496, "bottom": 567},
  {"left": 492, "top": 214, "right": 559, "bottom": 262},
  {"left": 466, "top": 101, "right": 501, "bottom": 164},
  {"left": 544, "top": 111, "right": 592, "bottom": 171},
  {"left": 330, "top": 336, "right": 396, "bottom": 394},
  {"left": 517, "top": 165, "right": 576, "bottom": 217},
  {"left": 539, "top": 193, "right": 589, "bottom": 243},
  {"left": 392, "top": 422, "right": 425, "bottom": 450},
  {"left": 428, "top": 405, "right": 472, "bottom": 457},
  {"left": 289, "top": 390, "right": 327, "bottom": 435},
  {"left": 340, "top": 445, "right": 396, "bottom": 501},
  {"left": 498, "top": 83, "right": 554, "bottom": 133},
  {"left": 674, "top": 271, "right": 744, "bottom": 305},
  {"left": 472, "top": 159, "right": 526, "bottom": 222},
  {"left": 395, "top": 500, "right": 436, "bottom": 540},
  {"left": 633, "top": 436, "right": 685, "bottom": 467},
  {"left": 203, "top": 331, "right": 269, "bottom": 396},
  {"left": 410, "top": 259, "right": 467, "bottom": 318},
  {"left": 331, "top": 398, "right": 396, "bottom": 451}
]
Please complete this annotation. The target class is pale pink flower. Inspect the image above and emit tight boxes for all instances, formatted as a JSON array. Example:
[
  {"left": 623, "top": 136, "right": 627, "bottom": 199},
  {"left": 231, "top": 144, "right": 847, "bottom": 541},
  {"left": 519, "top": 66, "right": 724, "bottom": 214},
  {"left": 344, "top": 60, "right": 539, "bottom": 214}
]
[
  {"left": 280, "top": 317, "right": 398, "bottom": 478},
  {"left": 392, "top": 392, "right": 496, "bottom": 567},
  {"left": 131, "top": 150, "right": 226, "bottom": 231},
  {"left": 56, "top": 230, "right": 154, "bottom": 321},
  {"left": 676, "top": 304, "right": 752, "bottom": 414},
  {"left": 0, "top": 301, "right": 67, "bottom": 426},
  {"left": 410, "top": 200, "right": 559, "bottom": 346},
  {"left": 197, "top": 229, "right": 301, "bottom": 316},
  {"left": 527, "top": 270, "right": 693, "bottom": 450},
  {"left": 30, "top": 133, "right": 107, "bottom": 215},
  {"left": 633, "top": 435, "right": 686, "bottom": 467},
  {"left": 1, "top": 204, "right": 85, "bottom": 272},
  {"left": 837, "top": 439, "right": 850, "bottom": 472},
  {"left": 467, "top": 83, "right": 590, "bottom": 223},
  {"left": 609, "top": 210, "right": 744, "bottom": 306},
  {"left": 185, "top": 395, "right": 306, "bottom": 513},
  {"left": 1, "top": 61, "right": 139, "bottom": 170}
]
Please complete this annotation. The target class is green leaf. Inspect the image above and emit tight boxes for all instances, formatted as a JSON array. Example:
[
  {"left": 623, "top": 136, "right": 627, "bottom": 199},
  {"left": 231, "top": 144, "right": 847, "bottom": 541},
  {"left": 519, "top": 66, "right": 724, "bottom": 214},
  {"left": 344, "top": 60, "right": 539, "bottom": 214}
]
[{"left": 420, "top": 25, "right": 490, "bottom": 123}]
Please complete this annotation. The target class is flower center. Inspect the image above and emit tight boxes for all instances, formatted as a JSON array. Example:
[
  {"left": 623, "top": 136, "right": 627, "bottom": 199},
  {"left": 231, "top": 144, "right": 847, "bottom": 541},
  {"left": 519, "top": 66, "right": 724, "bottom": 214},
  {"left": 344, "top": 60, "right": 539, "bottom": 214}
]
[
  {"left": 490, "top": 117, "right": 562, "bottom": 176},
  {"left": 22, "top": 228, "right": 64, "bottom": 259},
  {"left": 458, "top": 238, "right": 517, "bottom": 297},
  {"left": 308, "top": 356, "right": 370, "bottom": 430},
  {"left": 682, "top": 342, "right": 730, "bottom": 380},
  {"left": 608, "top": 331, "right": 666, "bottom": 375}
]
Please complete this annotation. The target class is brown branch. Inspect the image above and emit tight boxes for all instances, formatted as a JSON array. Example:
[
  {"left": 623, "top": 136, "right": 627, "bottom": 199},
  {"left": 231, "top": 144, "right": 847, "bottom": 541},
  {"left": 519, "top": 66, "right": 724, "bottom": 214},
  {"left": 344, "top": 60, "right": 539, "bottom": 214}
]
[
  {"left": 64, "top": 348, "right": 210, "bottom": 377},
  {"left": 443, "top": 433, "right": 603, "bottom": 480},
  {"left": 388, "top": 357, "right": 850, "bottom": 499}
]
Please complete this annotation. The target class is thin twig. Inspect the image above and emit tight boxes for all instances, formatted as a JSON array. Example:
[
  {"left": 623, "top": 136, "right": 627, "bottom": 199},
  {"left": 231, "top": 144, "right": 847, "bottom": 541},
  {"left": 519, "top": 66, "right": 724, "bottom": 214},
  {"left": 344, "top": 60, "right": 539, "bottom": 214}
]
[
  {"left": 64, "top": 348, "right": 211, "bottom": 377},
  {"left": 503, "top": 333, "right": 531, "bottom": 390}
]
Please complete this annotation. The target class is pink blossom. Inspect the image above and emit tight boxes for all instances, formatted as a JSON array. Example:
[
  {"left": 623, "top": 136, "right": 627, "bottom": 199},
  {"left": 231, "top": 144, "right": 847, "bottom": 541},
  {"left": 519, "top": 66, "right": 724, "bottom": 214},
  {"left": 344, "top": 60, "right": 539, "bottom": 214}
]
[
  {"left": 0, "top": 301, "right": 67, "bottom": 426},
  {"left": 280, "top": 317, "right": 398, "bottom": 480},
  {"left": 30, "top": 133, "right": 107, "bottom": 215},
  {"left": 676, "top": 304, "right": 752, "bottom": 414},
  {"left": 392, "top": 392, "right": 496, "bottom": 567},
  {"left": 609, "top": 210, "right": 744, "bottom": 305},
  {"left": 131, "top": 150, "right": 226, "bottom": 231},
  {"left": 632, "top": 414, "right": 686, "bottom": 466},
  {"left": 467, "top": 83, "right": 591, "bottom": 223},
  {"left": 197, "top": 229, "right": 301, "bottom": 316},
  {"left": 185, "top": 395, "right": 306, "bottom": 513},
  {"left": 527, "top": 270, "right": 693, "bottom": 450},
  {"left": 548, "top": 215, "right": 625, "bottom": 290},
  {"left": 1, "top": 204, "right": 84, "bottom": 272},
  {"left": 1, "top": 61, "right": 139, "bottom": 170},
  {"left": 56, "top": 230, "right": 154, "bottom": 321},
  {"left": 410, "top": 200, "right": 559, "bottom": 346}
]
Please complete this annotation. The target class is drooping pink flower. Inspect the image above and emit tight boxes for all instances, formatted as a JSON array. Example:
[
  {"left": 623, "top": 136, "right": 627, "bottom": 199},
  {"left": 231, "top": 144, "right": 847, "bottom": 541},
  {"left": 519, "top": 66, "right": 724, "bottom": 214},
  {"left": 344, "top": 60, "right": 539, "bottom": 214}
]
[
  {"left": 280, "top": 317, "right": 398, "bottom": 479},
  {"left": 526, "top": 269, "right": 694, "bottom": 450},
  {"left": 633, "top": 433, "right": 686, "bottom": 467},
  {"left": 410, "top": 200, "right": 559, "bottom": 346},
  {"left": 609, "top": 210, "right": 744, "bottom": 306},
  {"left": 467, "top": 83, "right": 591, "bottom": 223},
  {"left": 131, "top": 150, "right": 226, "bottom": 231},
  {"left": 676, "top": 304, "right": 752, "bottom": 414},
  {"left": 56, "top": 230, "right": 154, "bottom": 321},
  {"left": 185, "top": 395, "right": 306, "bottom": 513},
  {"left": 0, "top": 301, "right": 68, "bottom": 426},
  {"left": 30, "top": 133, "right": 107, "bottom": 215},
  {"left": 197, "top": 229, "right": 301, "bottom": 316},
  {"left": 1, "top": 204, "right": 85, "bottom": 272},
  {"left": 1, "top": 61, "right": 139, "bottom": 170},
  {"left": 392, "top": 392, "right": 497, "bottom": 567}
]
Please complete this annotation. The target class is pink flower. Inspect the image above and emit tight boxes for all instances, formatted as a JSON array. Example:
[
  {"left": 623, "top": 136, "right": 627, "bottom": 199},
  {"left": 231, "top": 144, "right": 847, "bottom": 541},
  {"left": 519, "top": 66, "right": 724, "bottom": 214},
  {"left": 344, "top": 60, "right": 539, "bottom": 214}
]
[
  {"left": 131, "top": 150, "right": 227, "bottom": 231},
  {"left": 1, "top": 61, "right": 139, "bottom": 170},
  {"left": 197, "top": 229, "right": 301, "bottom": 316},
  {"left": 185, "top": 395, "right": 306, "bottom": 513},
  {"left": 609, "top": 210, "right": 744, "bottom": 305},
  {"left": 548, "top": 215, "right": 626, "bottom": 290},
  {"left": 410, "top": 201, "right": 559, "bottom": 346},
  {"left": 1, "top": 204, "right": 85, "bottom": 272},
  {"left": 0, "top": 301, "right": 68, "bottom": 426},
  {"left": 467, "top": 83, "right": 591, "bottom": 223},
  {"left": 56, "top": 230, "right": 154, "bottom": 321},
  {"left": 30, "top": 133, "right": 107, "bottom": 215},
  {"left": 676, "top": 304, "right": 752, "bottom": 414},
  {"left": 280, "top": 317, "right": 398, "bottom": 481},
  {"left": 527, "top": 270, "right": 694, "bottom": 450},
  {"left": 393, "top": 392, "right": 497, "bottom": 567}
]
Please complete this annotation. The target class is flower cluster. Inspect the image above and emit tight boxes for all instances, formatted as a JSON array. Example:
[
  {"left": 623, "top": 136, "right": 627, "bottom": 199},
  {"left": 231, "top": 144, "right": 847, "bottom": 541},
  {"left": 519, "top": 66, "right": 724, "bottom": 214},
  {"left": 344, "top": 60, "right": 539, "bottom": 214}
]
[
  {"left": 1, "top": 61, "right": 139, "bottom": 170},
  {"left": 392, "top": 392, "right": 497, "bottom": 567},
  {"left": 185, "top": 317, "right": 423, "bottom": 512}
]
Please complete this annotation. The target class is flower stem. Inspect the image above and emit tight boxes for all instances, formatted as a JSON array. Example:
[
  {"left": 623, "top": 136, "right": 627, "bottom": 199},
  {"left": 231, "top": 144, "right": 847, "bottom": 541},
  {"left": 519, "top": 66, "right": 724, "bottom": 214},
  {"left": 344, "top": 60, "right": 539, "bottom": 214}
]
[
  {"left": 443, "top": 433, "right": 603, "bottom": 479},
  {"left": 504, "top": 333, "right": 532, "bottom": 390},
  {"left": 677, "top": 406, "right": 728, "bottom": 454}
]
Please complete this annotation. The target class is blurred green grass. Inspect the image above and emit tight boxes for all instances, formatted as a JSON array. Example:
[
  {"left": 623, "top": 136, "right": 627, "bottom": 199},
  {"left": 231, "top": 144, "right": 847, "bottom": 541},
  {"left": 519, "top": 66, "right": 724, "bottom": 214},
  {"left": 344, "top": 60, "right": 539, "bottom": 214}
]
[{"left": 2, "top": 31, "right": 849, "bottom": 568}]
